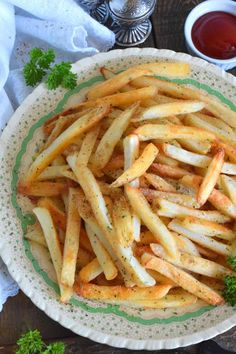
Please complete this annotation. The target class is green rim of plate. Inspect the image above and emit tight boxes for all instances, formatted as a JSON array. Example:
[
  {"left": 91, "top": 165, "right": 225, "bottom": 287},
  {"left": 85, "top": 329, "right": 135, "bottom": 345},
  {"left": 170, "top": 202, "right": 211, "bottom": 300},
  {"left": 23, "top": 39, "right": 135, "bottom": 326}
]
[{"left": 11, "top": 74, "right": 236, "bottom": 325}]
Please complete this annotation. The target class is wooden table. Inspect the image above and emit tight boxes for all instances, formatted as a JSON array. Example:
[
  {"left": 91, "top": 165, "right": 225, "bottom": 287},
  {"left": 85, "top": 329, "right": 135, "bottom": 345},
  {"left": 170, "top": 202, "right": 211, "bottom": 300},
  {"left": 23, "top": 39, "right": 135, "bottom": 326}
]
[{"left": 1, "top": 1, "right": 235, "bottom": 352}]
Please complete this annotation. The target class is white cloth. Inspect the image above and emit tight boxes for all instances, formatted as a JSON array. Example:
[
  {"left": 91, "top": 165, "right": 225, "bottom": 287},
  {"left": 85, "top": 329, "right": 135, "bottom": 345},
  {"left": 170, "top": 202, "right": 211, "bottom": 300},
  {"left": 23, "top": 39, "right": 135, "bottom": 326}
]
[{"left": 0, "top": 0, "right": 115, "bottom": 310}]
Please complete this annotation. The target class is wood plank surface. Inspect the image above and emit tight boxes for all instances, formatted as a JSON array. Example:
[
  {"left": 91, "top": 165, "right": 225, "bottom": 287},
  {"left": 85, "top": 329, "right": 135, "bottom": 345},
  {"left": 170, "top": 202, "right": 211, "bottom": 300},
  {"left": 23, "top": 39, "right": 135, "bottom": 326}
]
[{"left": 0, "top": 0, "right": 235, "bottom": 352}]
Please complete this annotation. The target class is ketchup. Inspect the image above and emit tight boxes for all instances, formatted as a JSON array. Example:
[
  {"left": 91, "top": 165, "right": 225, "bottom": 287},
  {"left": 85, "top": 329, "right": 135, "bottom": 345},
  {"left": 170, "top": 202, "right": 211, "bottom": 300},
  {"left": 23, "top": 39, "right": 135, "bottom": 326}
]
[{"left": 191, "top": 11, "right": 236, "bottom": 60}]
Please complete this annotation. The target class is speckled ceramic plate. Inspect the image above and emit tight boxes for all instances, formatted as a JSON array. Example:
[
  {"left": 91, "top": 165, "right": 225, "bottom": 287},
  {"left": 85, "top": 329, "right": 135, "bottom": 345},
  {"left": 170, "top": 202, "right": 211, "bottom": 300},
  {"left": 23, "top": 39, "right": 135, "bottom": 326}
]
[{"left": 0, "top": 48, "right": 236, "bottom": 350}]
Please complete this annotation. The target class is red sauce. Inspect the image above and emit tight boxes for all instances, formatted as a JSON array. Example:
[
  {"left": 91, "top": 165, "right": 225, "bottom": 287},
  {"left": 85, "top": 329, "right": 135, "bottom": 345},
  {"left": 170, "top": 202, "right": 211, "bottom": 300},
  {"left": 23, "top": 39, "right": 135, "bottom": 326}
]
[{"left": 192, "top": 11, "right": 236, "bottom": 60}]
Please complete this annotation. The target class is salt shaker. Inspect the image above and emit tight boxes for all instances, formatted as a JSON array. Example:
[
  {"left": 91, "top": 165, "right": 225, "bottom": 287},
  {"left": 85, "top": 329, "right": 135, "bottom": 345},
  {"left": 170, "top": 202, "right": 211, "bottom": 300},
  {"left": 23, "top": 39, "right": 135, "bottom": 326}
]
[
  {"left": 78, "top": 0, "right": 109, "bottom": 24},
  {"left": 108, "top": 0, "right": 157, "bottom": 47}
]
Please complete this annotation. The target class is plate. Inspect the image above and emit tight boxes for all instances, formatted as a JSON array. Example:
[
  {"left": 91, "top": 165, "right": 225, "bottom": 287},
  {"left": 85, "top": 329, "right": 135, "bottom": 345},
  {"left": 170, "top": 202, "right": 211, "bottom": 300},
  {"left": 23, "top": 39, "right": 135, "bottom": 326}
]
[{"left": 0, "top": 48, "right": 236, "bottom": 350}]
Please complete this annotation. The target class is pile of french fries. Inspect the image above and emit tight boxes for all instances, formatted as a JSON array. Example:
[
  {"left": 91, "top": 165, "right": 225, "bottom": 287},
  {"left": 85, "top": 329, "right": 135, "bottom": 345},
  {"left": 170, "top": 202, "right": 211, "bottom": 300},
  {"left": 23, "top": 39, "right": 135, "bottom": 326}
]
[{"left": 18, "top": 61, "right": 236, "bottom": 309}]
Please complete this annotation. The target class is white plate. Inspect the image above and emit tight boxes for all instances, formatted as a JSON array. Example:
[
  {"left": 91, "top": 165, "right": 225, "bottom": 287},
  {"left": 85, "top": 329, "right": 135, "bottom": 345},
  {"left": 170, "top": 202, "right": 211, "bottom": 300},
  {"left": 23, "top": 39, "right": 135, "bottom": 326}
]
[{"left": 0, "top": 48, "right": 236, "bottom": 350}]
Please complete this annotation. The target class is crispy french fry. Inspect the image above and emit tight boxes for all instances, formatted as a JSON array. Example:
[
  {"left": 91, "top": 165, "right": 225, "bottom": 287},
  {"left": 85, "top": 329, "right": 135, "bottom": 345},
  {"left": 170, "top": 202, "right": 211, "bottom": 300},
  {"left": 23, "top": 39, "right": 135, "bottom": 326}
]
[
  {"left": 168, "top": 219, "right": 232, "bottom": 256},
  {"left": 141, "top": 253, "right": 224, "bottom": 305},
  {"left": 150, "top": 243, "right": 234, "bottom": 279},
  {"left": 37, "top": 165, "right": 71, "bottom": 181},
  {"left": 18, "top": 181, "right": 67, "bottom": 197},
  {"left": 92, "top": 104, "right": 138, "bottom": 170},
  {"left": 24, "top": 104, "right": 110, "bottom": 184},
  {"left": 134, "top": 101, "right": 205, "bottom": 121},
  {"left": 155, "top": 152, "right": 179, "bottom": 167},
  {"left": 112, "top": 195, "right": 134, "bottom": 247},
  {"left": 221, "top": 175, "right": 236, "bottom": 206},
  {"left": 76, "top": 125, "right": 100, "bottom": 166},
  {"left": 76, "top": 282, "right": 171, "bottom": 301},
  {"left": 134, "top": 124, "right": 215, "bottom": 141},
  {"left": 111, "top": 143, "right": 159, "bottom": 188},
  {"left": 38, "top": 197, "right": 67, "bottom": 231},
  {"left": 85, "top": 223, "right": 118, "bottom": 280},
  {"left": 136, "top": 62, "right": 190, "bottom": 77},
  {"left": 144, "top": 173, "right": 177, "bottom": 192},
  {"left": 178, "top": 139, "right": 211, "bottom": 155},
  {"left": 157, "top": 198, "right": 231, "bottom": 223},
  {"left": 151, "top": 163, "right": 193, "bottom": 179},
  {"left": 87, "top": 67, "right": 151, "bottom": 100},
  {"left": 181, "top": 217, "right": 236, "bottom": 241},
  {"left": 197, "top": 149, "right": 224, "bottom": 206},
  {"left": 33, "top": 207, "right": 72, "bottom": 303},
  {"left": 61, "top": 188, "right": 81, "bottom": 287},
  {"left": 79, "top": 258, "right": 103, "bottom": 283},
  {"left": 125, "top": 185, "right": 179, "bottom": 260},
  {"left": 142, "top": 188, "right": 199, "bottom": 208}
]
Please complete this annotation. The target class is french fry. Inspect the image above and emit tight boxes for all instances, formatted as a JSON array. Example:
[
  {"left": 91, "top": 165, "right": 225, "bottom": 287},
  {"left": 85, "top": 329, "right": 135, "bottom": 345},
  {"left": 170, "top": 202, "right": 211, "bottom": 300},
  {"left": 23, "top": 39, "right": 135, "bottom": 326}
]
[
  {"left": 157, "top": 198, "right": 231, "bottom": 223},
  {"left": 92, "top": 104, "right": 138, "bottom": 170},
  {"left": 155, "top": 152, "right": 179, "bottom": 167},
  {"left": 199, "top": 113, "right": 236, "bottom": 136},
  {"left": 178, "top": 139, "right": 211, "bottom": 155},
  {"left": 151, "top": 163, "right": 193, "bottom": 179},
  {"left": 181, "top": 217, "right": 236, "bottom": 241},
  {"left": 38, "top": 197, "right": 67, "bottom": 231},
  {"left": 125, "top": 185, "right": 179, "bottom": 260},
  {"left": 76, "top": 125, "right": 100, "bottom": 166},
  {"left": 87, "top": 67, "right": 151, "bottom": 100},
  {"left": 142, "top": 188, "right": 199, "bottom": 208},
  {"left": 76, "top": 282, "right": 172, "bottom": 301},
  {"left": 111, "top": 143, "right": 159, "bottom": 188},
  {"left": 79, "top": 258, "right": 103, "bottom": 283},
  {"left": 197, "top": 149, "right": 224, "bottom": 206},
  {"left": 85, "top": 223, "right": 118, "bottom": 280},
  {"left": 134, "top": 101, "right": 205, "bottom": 121},
  {"left": 131, "top": 76, "right": 236, "bottom": 128},
  {"left": 215, "top": 140, "right": 236, "bottom": 163},
  {"left": 141, "top": 253, "right": 224, "bottom": 305},
  {"left": 150, "top": 243, "right": 234, "bottom": 279},
  {"left": 123, "top": 134, "right": 141, "bottom": 242},
  {"left": 24, "top": 104, "right": 110, "bottom": 184},
  {"left": 144, "top": 173, "right": 177, "bottom": 192},
  {"left": 134, "top": 124, "right": 215, "bottom": 142},
  {"left": 24, "top": 224, "right": 47, "bottom": 248},
  {"left": 100, "top": 66, "right": 115, "bottom": 80},
  {"left": 61, "top": 188, "right": 81, "bottom": 287},
  {"left": 136, "top": 62, "right": 190, "bottom": 77},
  {"left": 168, "top": 219, "right": 232, "bottom": 256},
  {"left": 112, "top": 195, "right": 134, "bottom": 247},
  {"left": 221, "top": 175, "right": 236, "bottom": 206},
  {"left": 37, "top": 165, "right": 71, "bottom": 181},
  {"left": 33, "top": 207, "right": 72, "bottom": 303},
  {"left": 18, "top": 181, "right": 67, "bottom": 197}
]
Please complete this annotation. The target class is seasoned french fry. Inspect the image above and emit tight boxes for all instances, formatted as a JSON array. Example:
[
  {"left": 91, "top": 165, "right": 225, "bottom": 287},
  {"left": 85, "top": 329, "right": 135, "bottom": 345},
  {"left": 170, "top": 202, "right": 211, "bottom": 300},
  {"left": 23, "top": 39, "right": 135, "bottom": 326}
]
[
  {"left": 221, "top": 175, "right": 236, "bottom": 206},
  {"left": 155, "top": 152, "right": 179, "bottom": 167},
  {"left": 79, "top": 258, "right": 103, "bottom": 283},
  {"left": 136, "top": 62, "right": 190, "bottom": 77},
  {"left": 168, "top": 219, "right": 232, "bottom": 256},
  {"left": 111, "top": 143, "right": 159, "bottom": 188},
  {"left": 134, "top": 124, "right": 215, "bottom": 142},
  {"left": 197, "top": 149, "right": 224, "bottom": 206},
  {"left": 33, "top": 207, "right": 72, "bottom": 303},
  {"left": 141, "top": 253, "right": 224, "bottom": 305},
  {"left": 61, "top": 188, "right": 81, "bottom": 287},
  {"left": 157, "top": 198, "right": 231, "bottom": 223},
  {"left": 151, "top": 163, "right": 193, "bottom": 179},
  {"left": 181, "top": 217, "right": 236, "bottom": 241},
  {"left": 24, "top": 104, "right": 110, "bottom": 184},
  {"left": 150, "top": 244, "right": 234, "bottom": 279},
  {"left": 76, "top": 125, "right": 100, "bottom": 166},
  {"left": 38, "top": 197, "right": 67, "bottom": 231},
  {"left": 37, "top": 165, "right": 71, "bottom": 181},
  {"left": 85, "top": 223, "right": 118, "bottom": 280},
  {"left": 87, "top": 67, "right": 151, "bottom": 100},
  {"left": 178, "top": 139, "right": 211, "bottom": 155},
  {"left": 18, "top": 181, "right": 67, "bottom": 197},
  {"left": 134, "top": 101, "right": 205, "bottom": 121},
  {"left": 144, "top": 173, "right": 177, "bottom": 192},
  {"left": 92, "top": 104, "right": 138, "bottom": 170},
  {"left": 142, "top": 188, "right": 199, "bottom": 208},
  {"left": 125, "top": 185, "right": 179, "bottom": 260},
  {"left": 76, "top": 282, "right": 172, "bottom": 301},
  {"left": 112, "top": 195, "right": 134, "bottom": 247}
]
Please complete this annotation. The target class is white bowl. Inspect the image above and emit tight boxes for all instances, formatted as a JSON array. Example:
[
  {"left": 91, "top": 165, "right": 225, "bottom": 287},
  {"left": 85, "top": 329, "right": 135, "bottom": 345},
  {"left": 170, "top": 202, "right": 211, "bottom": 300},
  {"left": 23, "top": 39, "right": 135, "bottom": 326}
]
[{"left": 184, "top": 0, "right": 236, "bottom": 70}]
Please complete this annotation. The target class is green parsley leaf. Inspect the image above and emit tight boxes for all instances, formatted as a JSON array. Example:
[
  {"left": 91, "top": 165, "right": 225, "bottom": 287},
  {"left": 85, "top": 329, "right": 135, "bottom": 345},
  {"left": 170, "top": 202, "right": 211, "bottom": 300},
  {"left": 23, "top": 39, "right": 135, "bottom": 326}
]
[
  {"left": 228, "top": 256, "right": 236, "bottom": 271},
  {"left": 62, "top": 71, "right": 77, "bottom": 89},
  {"left": 41, "top": 342, "right": 65, "bottom": 354},
  {"left": 15, "top": 329, "right": 43, "bottom": 354},
  {"left": 46, "top": 62, "right": 77, "bottom": 90},
  {"left": 223, "top": 275, "right": 236, "bottom": 306}
]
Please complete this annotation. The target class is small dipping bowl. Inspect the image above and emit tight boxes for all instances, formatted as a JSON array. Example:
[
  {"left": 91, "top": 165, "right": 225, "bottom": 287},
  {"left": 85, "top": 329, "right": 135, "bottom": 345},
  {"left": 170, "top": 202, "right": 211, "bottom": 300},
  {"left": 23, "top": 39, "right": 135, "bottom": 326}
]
[{"left": 184, "top": 0, "right": 236, "bottom": 70}]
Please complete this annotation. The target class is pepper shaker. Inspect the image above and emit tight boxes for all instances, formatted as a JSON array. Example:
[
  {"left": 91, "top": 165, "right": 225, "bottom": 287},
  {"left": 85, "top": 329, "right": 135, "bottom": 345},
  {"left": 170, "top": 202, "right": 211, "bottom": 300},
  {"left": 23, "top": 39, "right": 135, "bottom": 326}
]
[
  {"left": 78, "top": 0, "right": 109, "bottom": 24},
  {"left": 108, "top": 0, "right": 157, "bottom": 47}
]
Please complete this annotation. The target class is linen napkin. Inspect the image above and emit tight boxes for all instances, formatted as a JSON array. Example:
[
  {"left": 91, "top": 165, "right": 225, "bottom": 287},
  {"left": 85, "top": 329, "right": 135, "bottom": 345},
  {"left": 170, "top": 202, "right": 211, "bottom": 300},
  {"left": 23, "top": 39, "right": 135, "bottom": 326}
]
[{"left": 0, "top": 0, "right": 115, "bottom": 310}]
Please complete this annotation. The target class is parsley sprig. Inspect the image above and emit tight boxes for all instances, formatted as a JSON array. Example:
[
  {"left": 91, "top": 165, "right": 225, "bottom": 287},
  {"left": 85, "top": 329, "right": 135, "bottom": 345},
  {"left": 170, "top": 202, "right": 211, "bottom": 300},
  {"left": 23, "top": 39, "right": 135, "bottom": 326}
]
[
  {"left": 15, "top": 329, "right": 65, "bottom": 354},
  {"left": 228, "top": 255, "right": 236, "bottom": 271},
  {"left": 223, "top": 275, "right": 236, "bottom": 307},
  {"left": 23, "top": 48, "right": 77, "bottom": 90}
]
